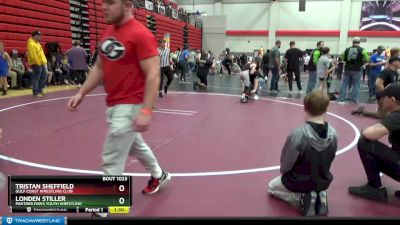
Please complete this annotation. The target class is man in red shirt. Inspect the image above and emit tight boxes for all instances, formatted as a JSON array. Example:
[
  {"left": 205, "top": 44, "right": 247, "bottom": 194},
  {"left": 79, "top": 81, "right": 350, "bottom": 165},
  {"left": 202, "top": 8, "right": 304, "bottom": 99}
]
[{"left": 68, "top": 0, "right": 170, "bottom": 198}]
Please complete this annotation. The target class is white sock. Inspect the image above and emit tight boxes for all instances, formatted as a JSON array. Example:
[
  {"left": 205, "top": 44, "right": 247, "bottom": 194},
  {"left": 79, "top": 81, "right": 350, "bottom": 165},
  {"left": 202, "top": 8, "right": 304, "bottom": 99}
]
[{"left": 151, "top": 166, "right": 163, "bottom": 179}]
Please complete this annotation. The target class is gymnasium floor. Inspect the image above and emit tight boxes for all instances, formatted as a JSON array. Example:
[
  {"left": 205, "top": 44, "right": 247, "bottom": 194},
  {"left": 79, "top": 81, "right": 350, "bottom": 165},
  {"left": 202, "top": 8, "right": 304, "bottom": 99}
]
[{"left": 0, "top": 74, "right": 399, "bottom": 217}]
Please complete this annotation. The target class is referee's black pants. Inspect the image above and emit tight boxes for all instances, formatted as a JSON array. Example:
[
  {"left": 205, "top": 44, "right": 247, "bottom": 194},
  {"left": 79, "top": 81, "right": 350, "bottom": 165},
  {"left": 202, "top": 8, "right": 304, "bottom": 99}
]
[{"left": 160, "top": 66, "right": 173, "bottom": 91}]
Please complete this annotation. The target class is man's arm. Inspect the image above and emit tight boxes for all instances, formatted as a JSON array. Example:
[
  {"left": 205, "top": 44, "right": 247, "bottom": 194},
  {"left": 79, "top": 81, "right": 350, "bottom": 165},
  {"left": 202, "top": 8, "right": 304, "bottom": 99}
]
[
  {"left": 139, "top": 55, "right": 161, "bottom": 110},
  {"left": 77, "top": 57, "right": 104, "bottom": 96},
  {"left": 27, "top": 43, "right": 40, "bottom": 66},
  {"left": 369, "top": 56, "right": 386, "bottom": 67},
  {"left": 168, "top": 49, "right": 173, "bottom": 65},
  {"left": 313, "top": 50, "right": 320, "bottom": 65},
  {"left": 274, "top": 50, "right": 280, "bottom": 67},
  {"left": 362, "top": 49, "right": 370, "bottom": 63},
  {"left": 4, "top": 53, "right": 12, "bottom": 72},
  {"left": 362, "top": 123, "right": 389, "bottom": 141},
  {"left": 325, "top": 65, "right": 335, "bottom": 77},
  {"left": 375, "top": 77, "right": 385, "bottom": 92}
]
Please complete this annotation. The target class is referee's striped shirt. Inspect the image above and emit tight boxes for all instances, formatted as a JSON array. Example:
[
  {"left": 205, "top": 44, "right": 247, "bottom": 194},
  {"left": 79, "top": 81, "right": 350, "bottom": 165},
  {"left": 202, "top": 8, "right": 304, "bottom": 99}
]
[{"left": 158, "top": 47, "right": 170, "bottom": 67}]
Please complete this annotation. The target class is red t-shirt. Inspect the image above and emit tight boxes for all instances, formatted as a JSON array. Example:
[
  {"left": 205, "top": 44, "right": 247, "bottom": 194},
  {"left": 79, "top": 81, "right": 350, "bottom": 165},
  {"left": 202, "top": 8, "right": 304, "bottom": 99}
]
[{"left": 100, "top": 18, "right": 158, "bottom": 106}]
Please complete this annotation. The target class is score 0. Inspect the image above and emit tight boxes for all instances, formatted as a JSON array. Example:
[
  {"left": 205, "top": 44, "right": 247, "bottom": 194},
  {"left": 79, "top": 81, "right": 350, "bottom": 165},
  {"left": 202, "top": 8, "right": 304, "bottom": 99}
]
[{"left": 118, "top": 185, "right": 126, "bottom": 205}]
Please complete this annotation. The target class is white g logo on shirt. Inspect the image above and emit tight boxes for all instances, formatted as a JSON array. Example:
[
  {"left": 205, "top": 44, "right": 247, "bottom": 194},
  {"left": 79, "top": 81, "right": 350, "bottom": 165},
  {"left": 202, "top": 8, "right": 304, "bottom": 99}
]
[{"left": 100, "top": 37, "right": 126, "bottom": 61}]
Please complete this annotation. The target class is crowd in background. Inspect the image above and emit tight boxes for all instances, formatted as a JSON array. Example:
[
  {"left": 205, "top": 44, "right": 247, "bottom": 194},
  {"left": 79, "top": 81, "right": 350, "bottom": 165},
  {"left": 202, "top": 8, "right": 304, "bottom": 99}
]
[
  {"left": 134, "top": 0, "right": 190, "bottom": 23},
  {"left": 0, "top": 31, "right": 92, "bottom": 96}
]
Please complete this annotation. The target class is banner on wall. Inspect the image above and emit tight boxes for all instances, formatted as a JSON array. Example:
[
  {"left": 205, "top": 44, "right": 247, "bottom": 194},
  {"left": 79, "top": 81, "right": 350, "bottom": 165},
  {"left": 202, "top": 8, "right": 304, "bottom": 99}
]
[
  {"left": 164, "top": 33, "right": 170, "bottom": 48},
  {"left": 172, "top": 9, "right": 178, "bottom": 19},
  {"left": 158, "top": 5, "right": 166, "bottom": 15},
  {"left": 360, "top": 1, "right": 400, "bottom": 31},
  {"left": 145, "top": 0, "right": 154, "bottom": 11}
]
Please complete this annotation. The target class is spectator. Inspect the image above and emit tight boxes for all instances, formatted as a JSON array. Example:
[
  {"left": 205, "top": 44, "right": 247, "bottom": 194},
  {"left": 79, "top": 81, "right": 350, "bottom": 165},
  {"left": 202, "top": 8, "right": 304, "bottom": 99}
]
[
  {"left": 285, "top": 41, "right": 303, "bottom": 94},
  {"left": 317, "top": 47, "right": 335, "bottom": 93},
  {"left": 269, "top": 40, "right": 281, "bottom": 93},
  {"left": 67, "top": 41, "right": 88, "bottom": 87},
  {"left": 262, "top": 50, "right": 269, "bottom": 78},
  {"left": 187, "top": 49, "right": 196, "bottom": 75},
  {"left": 352, "top": 57, "right": 400, "bottom": 118},
  {"left": 0, "top": 42, "right": 11, "bottom": 95},
  {"left": 349, "top": 84, "right": 400, "bottom": 202},
  {"left": 61, "top": 54, "right": 71, "bottom": 84},
  {"left": 10, "top": 50, "right": 25, "bottom": 89},
  {"left": 27, "top": 30, "right": 47, "bottom": 97},
  {"left": 338, "top": 37, "right": 369, "bottom": 103},
  {"left": 178, "top": 46, "right": 189, "bottom": 83},
  {"left": 368, "top": 46, "right": 386, "bottom": 99},
  {"left": 306, "top": 41, "right": 324, "bottom": 94},
  {"left": 304, "top": 52, "right": 310, "bottom": 72},
  {"left": 22, "top": 52, "right": 33, "bottom": 88},
  {"left": 221, "top": 51, "right": 232, "bottom": 75},
  {"left": 46, "top": 56, "right": 55, "bottom": 85},
  {"left": 385, "top": 47, "right": 400, "bottom": 69}
]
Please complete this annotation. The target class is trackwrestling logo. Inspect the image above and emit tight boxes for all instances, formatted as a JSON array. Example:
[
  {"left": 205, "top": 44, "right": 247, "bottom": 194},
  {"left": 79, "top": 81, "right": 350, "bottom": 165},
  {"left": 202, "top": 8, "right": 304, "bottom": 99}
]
[{"left": 2, "top": 216, "right": 65, "bottom": 225}]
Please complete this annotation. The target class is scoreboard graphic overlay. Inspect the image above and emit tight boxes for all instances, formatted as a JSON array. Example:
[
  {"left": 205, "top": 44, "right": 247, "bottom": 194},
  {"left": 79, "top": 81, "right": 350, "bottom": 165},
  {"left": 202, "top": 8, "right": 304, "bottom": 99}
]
[{"left": 8, "top": 176, "right": 131, "bottom": 214}]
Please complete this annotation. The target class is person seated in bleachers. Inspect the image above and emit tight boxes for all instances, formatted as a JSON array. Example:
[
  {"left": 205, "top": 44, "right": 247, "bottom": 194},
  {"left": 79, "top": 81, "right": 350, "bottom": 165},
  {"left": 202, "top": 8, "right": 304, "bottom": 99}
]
[
  {"left": 3, "top": 50, "right": 18, "bottom": 91},
  {"left": 10, "top": 50, "right": 25, "bottom": 90},
  {"left": 268, "top": 91, "right": 338, "bottom": 216},
  {"left": 22, "top": 52, "right": 33, "bottom": 89},
  {"left": 61, "top": 54, "right": 71, "bottom": 85},
  {"left": 46, "top": 55, "right": 62, "bottom": 85}
]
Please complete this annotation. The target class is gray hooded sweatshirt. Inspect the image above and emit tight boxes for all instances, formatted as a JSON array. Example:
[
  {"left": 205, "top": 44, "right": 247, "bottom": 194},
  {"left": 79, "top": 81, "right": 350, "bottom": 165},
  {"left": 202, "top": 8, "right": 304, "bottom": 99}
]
[{"left": 280, "top": 122, "right": 338, "bottom": 193}]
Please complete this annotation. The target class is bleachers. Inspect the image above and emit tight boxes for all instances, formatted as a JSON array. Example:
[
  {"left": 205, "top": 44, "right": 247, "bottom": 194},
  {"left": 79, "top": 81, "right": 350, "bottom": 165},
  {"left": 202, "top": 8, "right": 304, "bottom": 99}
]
[
  {"left": 134, "top": 8, "right": 202, "bottom": 51},
  {"left": 0, "top": 0, "right": 72, "bottom": 53},
  {"left": 0, "top": 0, "right": 202, "bottom": 54},
  {"left": 88, "top": 0, "right": 107, "bottom": 51}
]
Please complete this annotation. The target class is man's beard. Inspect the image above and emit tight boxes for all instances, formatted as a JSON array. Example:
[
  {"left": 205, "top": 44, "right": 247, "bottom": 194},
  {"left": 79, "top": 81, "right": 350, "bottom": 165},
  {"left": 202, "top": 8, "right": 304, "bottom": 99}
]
[{"left": 106, "top": 6, "right": 125, "bottom": 24}]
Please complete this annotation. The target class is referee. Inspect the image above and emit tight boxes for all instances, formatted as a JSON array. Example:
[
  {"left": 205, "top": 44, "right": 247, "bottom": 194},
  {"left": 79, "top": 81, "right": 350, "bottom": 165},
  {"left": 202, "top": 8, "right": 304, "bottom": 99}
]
[{"left": 158, "top": 39, "right": 173, "bottom": 98}]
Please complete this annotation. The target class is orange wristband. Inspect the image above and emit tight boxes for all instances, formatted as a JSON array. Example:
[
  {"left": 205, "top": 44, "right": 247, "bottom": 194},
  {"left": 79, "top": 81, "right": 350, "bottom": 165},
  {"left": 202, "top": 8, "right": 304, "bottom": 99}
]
[{"left": 140, "top": 108, "right": 152, "bottom": 115}]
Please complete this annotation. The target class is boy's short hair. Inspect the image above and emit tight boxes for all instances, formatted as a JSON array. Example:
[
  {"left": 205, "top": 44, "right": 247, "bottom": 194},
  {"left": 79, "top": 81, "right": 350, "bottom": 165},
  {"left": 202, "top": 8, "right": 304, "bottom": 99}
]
[
  {"left": 321, "top": 47, "right": 330, "bottom": 54},
  {"left": 390, "top": 47, "right": 400, "bottom": 57},
  {"left": 304, "top": 91, "right": 330, "bottom": 116}
]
